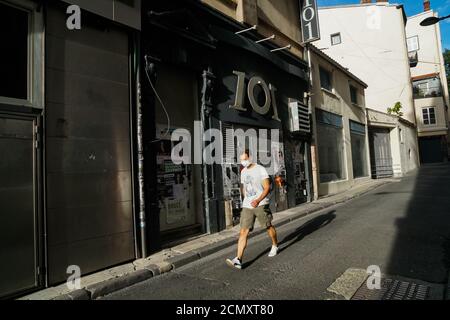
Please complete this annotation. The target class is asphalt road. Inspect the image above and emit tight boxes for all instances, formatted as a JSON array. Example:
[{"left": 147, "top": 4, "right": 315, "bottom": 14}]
[{"left": 103, "top": 163, "right": 450, "bottom": 300}]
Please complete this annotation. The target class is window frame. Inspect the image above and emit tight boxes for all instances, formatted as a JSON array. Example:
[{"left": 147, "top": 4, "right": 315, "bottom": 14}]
[
  {"left": 0, "top": 0, "right": 44, "bottom": 109},
  {"left": 407, "top": 35, "right": 419, "bottom": 53},
  {"left": 422, "top": 107, "right": 437, "bottom": 126},
  {"left": 349, "top": 84, "right": 358, "bottom": 105},
  {"left": 330, "top": 32, "right": 341, "bottom": 46},
  {"left": 316, "top": 109, "right": 347, "bottom": 183},
  {"left": 319, "top": 66, "right": 333, "bottom": 92}
]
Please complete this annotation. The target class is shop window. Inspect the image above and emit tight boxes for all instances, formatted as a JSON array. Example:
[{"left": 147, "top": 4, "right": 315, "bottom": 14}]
[
  {"left": 422, "top": 107, "right": 436, "bottom": 125},
  {"left": 315, "top": 109, "right": 346, "bottom": 183},
  {"left": 0, "top": 0, "right": 43, "bottom": 108},
  {"left": 0, "top": 2, "right": 29, "bottom": 100},
  {"left": 319, "top": 67, "right": 333, "bottom": 92},
  {"left": 350, "top": 85, "right": 358, "bottom": 105},
  {"left": 407, "top": 36, "right": 419, "bottom": 52},
  {"left": 413, "top": 77, "right": 442, "bottom": 99},
  {"left": 350, "top": 120, "right": 368, "bottom": 178},
  {"left": 331, "top": 33, "right": 341, "bottom": 46}
]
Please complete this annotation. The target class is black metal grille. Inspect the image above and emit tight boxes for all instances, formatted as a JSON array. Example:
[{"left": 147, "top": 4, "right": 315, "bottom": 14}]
[{"left": 352, "top": 278, "right": 430, "bottom": 300}]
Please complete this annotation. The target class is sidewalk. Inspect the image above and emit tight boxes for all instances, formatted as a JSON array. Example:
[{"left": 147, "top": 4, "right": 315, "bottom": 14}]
[{"left": 20, "top": 178, "right": 397, "bottom": 300}]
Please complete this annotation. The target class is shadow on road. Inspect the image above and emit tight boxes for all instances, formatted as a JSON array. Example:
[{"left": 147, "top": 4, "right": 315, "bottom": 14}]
[
  {"left": 242, "top": 211, "right": 336, "bottom": 269},
  {"left": 386, "top": 163, "right": 450, "bottom": 284}
]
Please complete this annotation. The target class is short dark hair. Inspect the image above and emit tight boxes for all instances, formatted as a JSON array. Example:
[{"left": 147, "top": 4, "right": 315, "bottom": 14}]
[{"left": 242, "top": 149, "right": 250, "bottom": 157}]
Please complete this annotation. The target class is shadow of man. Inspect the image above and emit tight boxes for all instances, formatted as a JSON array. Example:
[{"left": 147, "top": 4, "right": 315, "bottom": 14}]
[{"left": 242, "top": 211, "right": 336, "bottom": 269}]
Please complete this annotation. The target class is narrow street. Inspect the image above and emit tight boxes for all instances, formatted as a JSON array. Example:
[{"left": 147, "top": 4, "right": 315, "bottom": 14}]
[{"left": 102, "top": 163, "right": 450, "bottom": 300}]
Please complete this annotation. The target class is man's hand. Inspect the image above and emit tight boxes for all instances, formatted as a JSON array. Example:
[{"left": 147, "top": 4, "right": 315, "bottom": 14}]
[{"left": 251, "top": 199, "right": 260, "bottom": 208}]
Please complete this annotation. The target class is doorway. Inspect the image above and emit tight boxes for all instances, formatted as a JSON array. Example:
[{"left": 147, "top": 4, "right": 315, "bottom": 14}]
[
  {"left": 419, "top": 136, "right": 445, "bottom": 164},
  {"left": 369, "top": 128, "right": 394, "bottom": 178},
  {"left": 0, "top": 113, "right": 41, "bottom": 298}
]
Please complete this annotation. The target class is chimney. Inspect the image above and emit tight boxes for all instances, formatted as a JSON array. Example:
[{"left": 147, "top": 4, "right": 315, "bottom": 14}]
[
  {"left": 360, "top": 0, "right": 372, "bottom": 3},
  {"left": 424, "top": 0, "right": 431, "bottom": 12},
  {"left": 375, "top": 0, "right": 388, "bottom": 2}
]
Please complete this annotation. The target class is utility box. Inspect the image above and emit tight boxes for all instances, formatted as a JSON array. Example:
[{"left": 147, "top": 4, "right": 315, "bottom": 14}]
[{"left": 288, "top": 100, "right": 311, "bottom": 133}]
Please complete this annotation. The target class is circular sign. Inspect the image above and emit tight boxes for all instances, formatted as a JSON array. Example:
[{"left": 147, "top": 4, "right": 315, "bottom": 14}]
[{"left": 247, "top": 76, "right": 272, "bottom": 115}]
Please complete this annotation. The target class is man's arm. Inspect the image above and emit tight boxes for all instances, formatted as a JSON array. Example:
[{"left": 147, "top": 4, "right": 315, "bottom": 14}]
[{"left": 250, "top": 178, "right": 270, "bottom": 208}]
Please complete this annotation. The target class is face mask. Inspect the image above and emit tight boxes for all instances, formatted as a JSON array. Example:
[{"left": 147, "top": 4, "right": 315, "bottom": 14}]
[{"left": 241, "top": 160, "right": 251, "bottom": 168}]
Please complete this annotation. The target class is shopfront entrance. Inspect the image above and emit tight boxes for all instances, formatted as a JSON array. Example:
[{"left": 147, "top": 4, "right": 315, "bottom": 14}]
[
  {"left": 142, "top": 0, "right": 311, "bottom": 238},
  {"left": 369, "top": 128, "right": 394, "bottom": 178},
  {"left": 153, "top": 64, "right": 205, "bottom": 244},
  {"left": 0, "top": 113, "right": 41, "bottom": 298},
  {"left": 210, "top": 24, "right": 311, "bottom": 223},
  {"left": 419, "top": 136, "right": 446, "bottom": 164}
]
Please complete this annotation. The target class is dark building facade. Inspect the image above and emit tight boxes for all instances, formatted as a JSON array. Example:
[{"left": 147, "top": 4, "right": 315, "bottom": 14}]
[
  {"left": 0, "top": 0, "right": 312, "bottom": 299},
  {"left": 0, "top": 0, "right": 141, "bottom": 298},
  {"left": 141, "top": 0, "right": 312, "bottom": 252}
]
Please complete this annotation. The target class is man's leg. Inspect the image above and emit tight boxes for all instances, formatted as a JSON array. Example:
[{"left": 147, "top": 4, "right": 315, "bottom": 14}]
[
  {"left": 267, "top": 226, "right": 278, "bottom": 246},
  {"left": 237, "top": 228, "right": 250, "bottom": 260},
  {"left": 256, "top": 206, "right": 278, "bottom": 247}
]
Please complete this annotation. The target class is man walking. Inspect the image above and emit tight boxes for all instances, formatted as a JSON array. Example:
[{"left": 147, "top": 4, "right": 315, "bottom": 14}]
[{"left": 226, "top": 150, "right": 278, "bottom": 269}]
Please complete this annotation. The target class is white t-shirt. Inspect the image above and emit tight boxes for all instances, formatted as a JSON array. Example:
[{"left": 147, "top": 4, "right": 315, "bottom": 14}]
[{"left": 240, "top": 164, "right": 270, "bottom": 209}]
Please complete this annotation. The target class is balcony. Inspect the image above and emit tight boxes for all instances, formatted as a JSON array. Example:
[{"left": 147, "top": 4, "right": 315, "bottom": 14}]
[
  {"left": 408, "top": 51, "right": 418, "bottom": 67},
  {"left": 412, "top": 77, "right": 443, "bottom": 99}
]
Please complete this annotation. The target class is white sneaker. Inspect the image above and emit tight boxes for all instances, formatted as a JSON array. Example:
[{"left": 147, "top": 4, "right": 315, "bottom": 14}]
[
  {"left": 226, "top": 257, "right": 242, "bottom": 269},
  {"left": 268, "top": 245, "right": 278, "bottom": 257}
]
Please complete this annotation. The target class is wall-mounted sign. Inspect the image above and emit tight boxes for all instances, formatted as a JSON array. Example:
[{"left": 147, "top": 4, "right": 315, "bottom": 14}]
[
  {"left": 300, "top": 0, "right": 320, "bottom": 44},
  {"left": 229, "top": 71, "right": 281, "bottom": 121}
]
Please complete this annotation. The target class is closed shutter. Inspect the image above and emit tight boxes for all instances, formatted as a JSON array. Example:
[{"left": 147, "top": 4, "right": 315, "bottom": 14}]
[{"left": 45, "top": 5, "right": 135, "bottom": 284}]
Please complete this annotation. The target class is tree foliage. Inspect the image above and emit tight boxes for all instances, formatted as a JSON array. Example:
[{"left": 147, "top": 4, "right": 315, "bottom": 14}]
[
  {"left": 444, "top": 49, "right": 450, "bottom": 94},
  {"left": 387, "top": 101, "right": 404, "bottom": 117}
]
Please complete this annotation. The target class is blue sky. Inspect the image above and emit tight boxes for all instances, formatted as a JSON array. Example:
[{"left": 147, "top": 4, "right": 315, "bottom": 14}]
[{"left": 317, "top": 0, "right": 450, "bottom": 50}]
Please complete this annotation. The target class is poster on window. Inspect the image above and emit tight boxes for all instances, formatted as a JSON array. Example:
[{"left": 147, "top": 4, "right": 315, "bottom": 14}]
[
  {"left": 292, "top": 141, "right": 307, "bottom": 204},
  {"left": 156, "top": 124, "right": 191, "bottom": 225},
  {"left": 164, "top": 198, "right": 188, "bottom": 225}
]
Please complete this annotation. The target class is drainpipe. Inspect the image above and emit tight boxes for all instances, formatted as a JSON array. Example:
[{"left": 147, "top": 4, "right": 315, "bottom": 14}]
[
  {"left": 201, "top": 68, "right": 216, "bottom": 233},
  {"left": 136, "top": 41, "right": 147, "bottom": 258},
  {"left": 305, "top": 44, "right": 319, "bottom": 201}
]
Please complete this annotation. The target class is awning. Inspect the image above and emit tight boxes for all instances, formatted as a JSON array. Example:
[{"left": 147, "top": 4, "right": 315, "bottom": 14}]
[{"left": 209, "top": 25, "right": 309, "bottom": 82}]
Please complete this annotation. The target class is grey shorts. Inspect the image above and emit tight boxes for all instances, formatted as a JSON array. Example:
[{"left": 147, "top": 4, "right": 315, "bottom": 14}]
[{"left": 240, "top": 205, "right": 273, "bottom": 230}]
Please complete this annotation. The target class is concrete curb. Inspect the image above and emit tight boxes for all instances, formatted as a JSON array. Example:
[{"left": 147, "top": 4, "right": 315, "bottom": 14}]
[
  {"left": 54, "top": 269, "right": 154, "bottom": 300},
  {"left": 193, "top": 237, "right": 237, "bottom": 258},
  {"left": 53, "top": 289, "right": 91, "bottom": 301},
  {"left": 35, "top": 180, "right": 392, "bottom": 300},
  {"left": 166, "top": 251, "right": 201, "bottom": 269}
]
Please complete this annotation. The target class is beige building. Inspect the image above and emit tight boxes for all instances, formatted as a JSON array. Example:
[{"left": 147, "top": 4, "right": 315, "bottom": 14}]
[
  {"left": 309, "top": 45, "right": 371, "bottom": 197},
  {"left": 315, "top": 0, "right": 416, "bottom": 124},
  {"left": 366, "top": 109, "right": 420, "bottom": 177},
  {"left": 315, "top": 0, "right": 420, "bottom": 177},
  {"left": 406, "top": 0, "right": 450, "bottom": 163}
]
